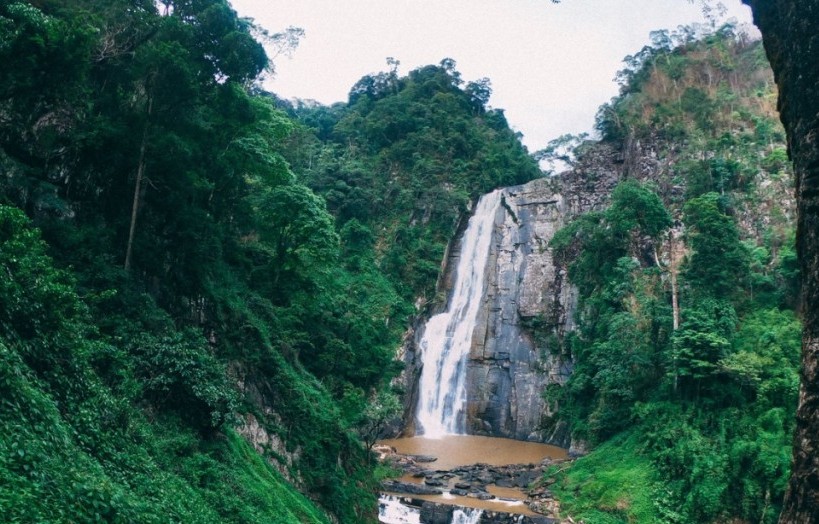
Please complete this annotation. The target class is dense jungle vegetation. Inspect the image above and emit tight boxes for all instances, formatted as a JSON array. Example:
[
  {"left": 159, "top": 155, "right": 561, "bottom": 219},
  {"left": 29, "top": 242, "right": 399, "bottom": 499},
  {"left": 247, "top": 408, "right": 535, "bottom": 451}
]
[
  {"left": 0, "top": 0, "right": 803, "bottom": 522},
  {"left": 0, "top": 0, "right": 537, "bottom": 521},
  {"left": 545, "top": 25, "right": 799, "bottom": 524}
]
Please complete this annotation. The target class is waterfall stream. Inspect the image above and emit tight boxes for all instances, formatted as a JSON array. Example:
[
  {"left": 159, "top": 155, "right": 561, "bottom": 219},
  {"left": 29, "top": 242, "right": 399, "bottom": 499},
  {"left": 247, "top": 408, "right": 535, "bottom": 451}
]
[
  {"left": 378, "top": 495, "right": 421, "bottom": 524},
  {"left": 415, "top": 190, "right": 502, "bottom": 437},
  {"left": 451, "top": 507, "right": 484, "bottom": 524},
  {"left": 377, "top": 495, "right": 484, "bottom": 524}
]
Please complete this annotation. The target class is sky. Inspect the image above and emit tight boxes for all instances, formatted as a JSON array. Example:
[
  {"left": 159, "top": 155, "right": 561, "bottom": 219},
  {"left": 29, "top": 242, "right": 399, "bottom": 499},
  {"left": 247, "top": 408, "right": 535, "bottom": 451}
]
[{"left": 230, "top": 0, "right": 755, "bottom": 152}]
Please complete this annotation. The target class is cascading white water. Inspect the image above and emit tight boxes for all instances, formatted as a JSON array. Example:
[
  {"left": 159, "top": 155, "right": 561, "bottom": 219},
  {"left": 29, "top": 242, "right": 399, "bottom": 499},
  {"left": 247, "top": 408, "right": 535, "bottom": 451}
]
[
  {"left": 377, "top": 495, "right": 484, "bottom": 524},
  {"left": 452, "top": 507, "right": 484, "bottom": 524},
  {"left": 416, "top": 190, "right": 502, "bottom": 438},
  {"left": 378, "top": 495, "right": 421, "bottom": 524}
]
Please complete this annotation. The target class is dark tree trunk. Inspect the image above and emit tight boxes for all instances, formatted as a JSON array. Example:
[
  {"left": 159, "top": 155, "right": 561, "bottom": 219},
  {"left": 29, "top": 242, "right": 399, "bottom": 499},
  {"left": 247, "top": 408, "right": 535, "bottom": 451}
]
[
  {"left": 743, "top": 1, "right": 819, "bottom": 522},
  {"left": 125, "top": 85, "right": 154, "bottom": 272}
]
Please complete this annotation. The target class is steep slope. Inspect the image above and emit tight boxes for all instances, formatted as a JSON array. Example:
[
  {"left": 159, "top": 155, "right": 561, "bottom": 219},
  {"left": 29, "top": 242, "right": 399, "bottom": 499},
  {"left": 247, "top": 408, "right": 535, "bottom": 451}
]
[
  {"left": 0, "top": 2, "right": 543, "bottom": 520},
  {"left": 0, "top": 206, "right": 331, "bottom": 523},
  {"left": 0, "top": 1, "right": 383, "bottom": 521},
  {"left": 538, "top": 26, "right": 798, "bottom": 523}
]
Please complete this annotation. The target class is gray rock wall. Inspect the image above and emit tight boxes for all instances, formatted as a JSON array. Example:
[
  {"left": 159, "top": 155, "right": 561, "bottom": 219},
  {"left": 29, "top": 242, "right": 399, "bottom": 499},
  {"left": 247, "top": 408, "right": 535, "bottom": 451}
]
[
  {"left": 465, "top": 177, "right": 574, "bottom": 443},
  {"left": 398, "top": 145, "right": 622, "bottom": 445}
]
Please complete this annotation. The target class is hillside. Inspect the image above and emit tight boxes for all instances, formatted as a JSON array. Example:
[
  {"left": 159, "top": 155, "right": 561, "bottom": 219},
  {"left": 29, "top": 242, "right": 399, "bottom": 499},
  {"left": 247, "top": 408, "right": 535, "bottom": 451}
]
[
  {"left": 282, "top": 60, "right": 540, "bottom": 304},
  {"left": 0, "top": 1, "right": 538, "bottom": 521},
  {"left": 541, "top": 25, "right": 798, "bottom": 524}
]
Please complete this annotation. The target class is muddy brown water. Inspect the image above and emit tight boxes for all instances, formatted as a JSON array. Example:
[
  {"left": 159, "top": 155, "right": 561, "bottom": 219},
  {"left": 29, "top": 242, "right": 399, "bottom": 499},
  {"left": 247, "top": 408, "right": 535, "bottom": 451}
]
[
  {"left": 378, "top": 435, "right": 568, "bottom": 515},
  {"left": 379, "top": 435, "right": 568, "bottom": 469},
  {"left": 388, "top": 488, "right": 538, "bottom": 516}
]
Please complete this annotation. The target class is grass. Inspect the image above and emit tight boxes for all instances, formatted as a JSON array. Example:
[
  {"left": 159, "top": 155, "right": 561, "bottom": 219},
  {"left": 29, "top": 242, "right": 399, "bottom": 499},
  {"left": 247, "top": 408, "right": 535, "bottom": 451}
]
[{"left": 549, "top": 432, "right": 660, "bottom": 524}]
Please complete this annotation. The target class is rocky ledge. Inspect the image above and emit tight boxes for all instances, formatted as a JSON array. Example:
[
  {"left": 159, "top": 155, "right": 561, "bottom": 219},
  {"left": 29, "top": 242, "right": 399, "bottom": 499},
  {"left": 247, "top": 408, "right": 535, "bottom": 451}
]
[{"left": 420, "top": 500, "right": 560, "bottom": 524}]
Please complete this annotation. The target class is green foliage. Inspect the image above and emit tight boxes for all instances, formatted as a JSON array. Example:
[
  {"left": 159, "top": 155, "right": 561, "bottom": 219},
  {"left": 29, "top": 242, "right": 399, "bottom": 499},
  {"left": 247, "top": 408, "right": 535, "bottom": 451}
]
[
  {"left": 549, "top": 182, "right": 673, "bottom": 442},
  {"left": 671, "top": 300, "right": 737, "bottom": 400},
  {"left": 551, "top": 180, "right": 670, "bottom": 299},
  {"left": 130, "top": 329, "right": 238, "bottom": 431},
  {"left": 607, "top": 179, "right": 673, "bottom": 238},
  {"left": 243, "top": 182, "right": 339, "bottom": 301},
  {"left": 546, "top": 28, "right": 797, "bottom": 524},
  {"left": 0, "top": 0, "right": 421, "bottom": 520},
  {"left": 683, "top": 193, "right": 750, "bottom": 299},
  {"left": 290, "top": 59, "right": 540, "bottom": 303},
  {"left": 550, "top": 433, "right": 661, "bottom": 524},
  {"left": 0, "top": 206, "right": 86, "bottom": 371},
  {"left": 0, "top": 205, "right": 333, "bottom": 523},
  {"left": 725, "top": 308, "right": 801, "bottom": 408}
]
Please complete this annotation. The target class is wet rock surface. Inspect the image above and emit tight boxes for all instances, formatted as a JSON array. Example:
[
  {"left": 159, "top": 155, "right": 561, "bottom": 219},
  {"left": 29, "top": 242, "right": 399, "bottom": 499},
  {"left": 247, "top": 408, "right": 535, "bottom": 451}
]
[
  {"left": 382, "top": 479, "right": 444, "bottom": 496},
  {"left": 419, "top": 501, "right": 561, "bottom": 524}
]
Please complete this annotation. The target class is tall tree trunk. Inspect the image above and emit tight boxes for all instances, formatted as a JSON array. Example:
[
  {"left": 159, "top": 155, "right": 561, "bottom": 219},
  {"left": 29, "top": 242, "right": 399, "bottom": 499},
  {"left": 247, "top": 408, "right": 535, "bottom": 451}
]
[
  {"left": 743, "top": 1, "right": 819, "bottom": 522},
  {"left": 669, "top": 228, "right": 680, "bottom": 392},
  {"left": 668, "top": 229, "right": 680, "bottom": 332},
  {"left": 124, "top": 90, "right": 153, "bottom": 271}
]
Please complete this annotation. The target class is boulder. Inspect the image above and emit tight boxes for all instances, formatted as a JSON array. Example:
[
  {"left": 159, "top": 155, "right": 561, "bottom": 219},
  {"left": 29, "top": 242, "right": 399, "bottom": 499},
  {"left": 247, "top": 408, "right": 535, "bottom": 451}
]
[
  {"left": 419, "top": 502, "right": 454, "bottom": 524},
  {"left": 381, "top": 480, "right": 443, "bottom": 496}
]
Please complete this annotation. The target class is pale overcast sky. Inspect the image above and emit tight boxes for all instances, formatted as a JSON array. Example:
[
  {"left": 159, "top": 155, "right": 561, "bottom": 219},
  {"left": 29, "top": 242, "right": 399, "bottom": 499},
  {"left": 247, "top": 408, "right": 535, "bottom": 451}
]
[{"left": 230, "top": 0, "right": 755, "bottom": 152}]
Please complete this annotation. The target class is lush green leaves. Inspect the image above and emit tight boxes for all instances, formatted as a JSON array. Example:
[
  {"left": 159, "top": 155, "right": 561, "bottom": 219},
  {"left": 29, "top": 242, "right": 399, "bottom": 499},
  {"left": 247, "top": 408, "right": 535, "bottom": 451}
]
[
  {"left": 0, "top": 0, "right": 394, "bottom": 521},
  {"left": 547, "top": 30, "right": 797, "bottom": 524},
  {"left": 683, "top": 192, "right": 750, "bottom": 299}
]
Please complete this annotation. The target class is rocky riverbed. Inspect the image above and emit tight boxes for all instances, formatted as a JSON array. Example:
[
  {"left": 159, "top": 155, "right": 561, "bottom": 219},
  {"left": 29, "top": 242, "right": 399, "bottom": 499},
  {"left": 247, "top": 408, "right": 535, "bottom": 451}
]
[{"left": 376, "top": 443, "right": 577, "bottom": 523}]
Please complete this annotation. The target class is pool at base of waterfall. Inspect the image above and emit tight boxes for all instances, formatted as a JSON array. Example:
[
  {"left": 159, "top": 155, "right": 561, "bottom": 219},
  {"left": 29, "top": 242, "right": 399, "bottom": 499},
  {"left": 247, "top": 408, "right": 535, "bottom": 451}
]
[
  {"left": 378, "top": 435, "right": 567, "bottom": 470},
  {"left": 376, "top": 435, "right": 569, "bottom": 522}
]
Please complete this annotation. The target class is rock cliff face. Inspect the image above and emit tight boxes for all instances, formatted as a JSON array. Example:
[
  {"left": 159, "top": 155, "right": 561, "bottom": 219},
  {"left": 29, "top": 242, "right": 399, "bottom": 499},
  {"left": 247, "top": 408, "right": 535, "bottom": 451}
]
[
  {"left": 464, "top": 178, "right": 574, "bottom": 443},
  {"left": 464, "top": 151, "right": 620, "bottom": 444},
  {"left": 400, "top": 145, "right": 621, "bottom": 445}
]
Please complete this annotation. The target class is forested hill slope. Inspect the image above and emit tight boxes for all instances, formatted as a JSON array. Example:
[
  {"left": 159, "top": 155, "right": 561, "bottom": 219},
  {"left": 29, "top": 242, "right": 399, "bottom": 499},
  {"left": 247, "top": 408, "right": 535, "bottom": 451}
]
[
  {"left": 542, "top": 26, "right": 799, "bottom": 524},
  {"left": 281, "top": 60, "right": 540, "bottom": 304},
  {"left": 0, "top": 1, "right": 538, "bottom": 522}
]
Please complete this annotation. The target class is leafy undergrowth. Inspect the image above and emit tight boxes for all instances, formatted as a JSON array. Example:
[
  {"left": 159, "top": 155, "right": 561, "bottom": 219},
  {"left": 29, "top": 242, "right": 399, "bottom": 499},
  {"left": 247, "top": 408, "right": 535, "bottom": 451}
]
[
  {"left": 0, "top": 339, "right": 329, "bottom": 523},
  {"left": 550, "top": 433, "right": 660, "bottom": 524},
  {"left": 0, "top": 205, "right": 332, "bottom": 523}
]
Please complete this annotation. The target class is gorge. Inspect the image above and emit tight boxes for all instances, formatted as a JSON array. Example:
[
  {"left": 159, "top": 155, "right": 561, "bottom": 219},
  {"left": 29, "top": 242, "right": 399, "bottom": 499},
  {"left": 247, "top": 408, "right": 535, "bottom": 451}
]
[
  {"left": 382, "top": 30, "right": 800, "bottom": 524},
  {"left": 1, "top": 3, "right": 808, "bottom": 521}
]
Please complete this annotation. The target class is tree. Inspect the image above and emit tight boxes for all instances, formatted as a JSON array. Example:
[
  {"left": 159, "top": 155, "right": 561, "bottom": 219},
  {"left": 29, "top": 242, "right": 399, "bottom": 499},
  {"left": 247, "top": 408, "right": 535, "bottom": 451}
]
[
  {"left": 552, "top": 2, "right": 819, "bottom": 518},
  {"left": 465, "top": 77, "right": 492, "bottom": 113},
  {"left": 671, "top": 300, "right": 736, "bottom": 399},
  {"left": 682, "top": 192, "right": 749, "bottom": 299},
  {"left": 244, "top": 182, "right": 339, "bottom": 299}
]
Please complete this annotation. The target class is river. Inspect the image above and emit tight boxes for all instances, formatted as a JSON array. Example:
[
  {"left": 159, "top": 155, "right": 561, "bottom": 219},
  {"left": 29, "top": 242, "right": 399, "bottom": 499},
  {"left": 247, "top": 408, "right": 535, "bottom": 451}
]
[{"left": 378, "top": 435, "right": 567, "bottom": 518}]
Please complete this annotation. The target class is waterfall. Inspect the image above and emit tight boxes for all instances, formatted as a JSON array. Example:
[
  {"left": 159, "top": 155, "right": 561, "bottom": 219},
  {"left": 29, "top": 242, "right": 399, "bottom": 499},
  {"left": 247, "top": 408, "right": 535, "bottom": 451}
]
[
  {"left": 378, "top": 495, "right": 485, "bottom": 524},
  {"left": 452, "top": 507, "right": 484, "bottom": 524},
  {"left": 416, "top": 190, "right": 502, "bottom": 437},
  {"left": 378, "top": 495, "right": 421, "bottom": 524}
]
